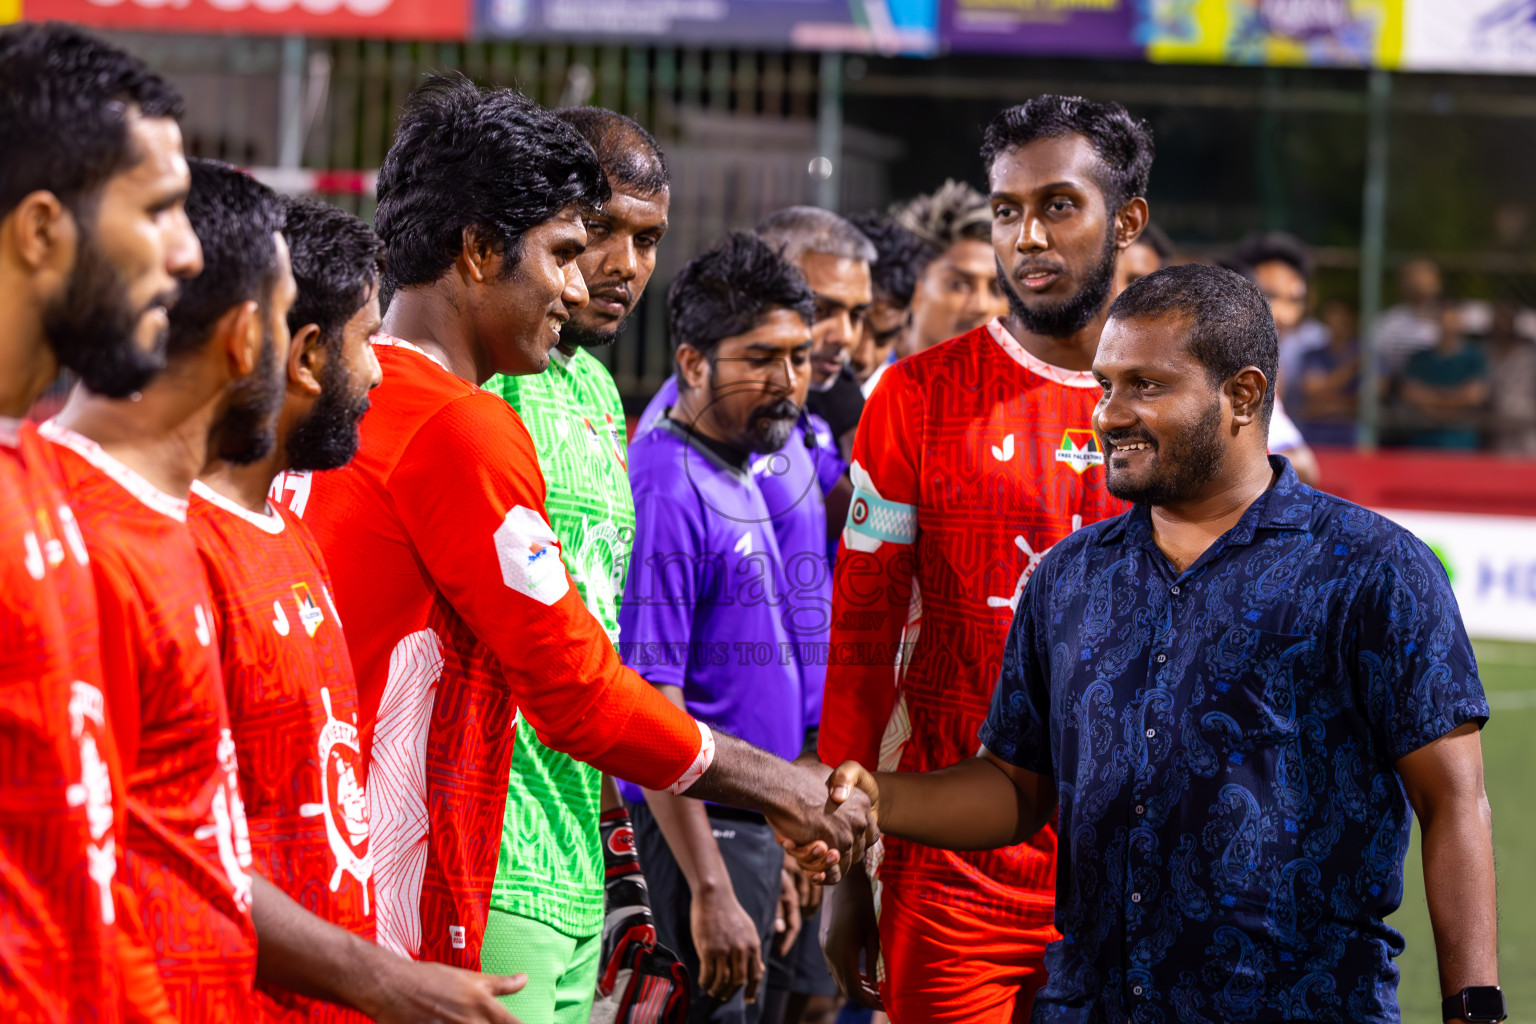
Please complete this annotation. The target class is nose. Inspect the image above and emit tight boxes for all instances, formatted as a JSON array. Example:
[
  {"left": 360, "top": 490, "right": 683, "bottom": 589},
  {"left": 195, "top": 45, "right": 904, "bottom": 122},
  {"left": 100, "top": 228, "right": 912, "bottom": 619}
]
[
  {"left": 168, "top": 206, "right": 204, "bottom": 279},
  {"left": 1093, "top": 383, "right": 1135, "bottom": 436},
  {"left": 605, "top": 238, "right": 638, "bottom": 282},
  {"left": 1015, "top": 212, "right": 1048, "bottom": 254},
  {"left": 563, "top": 262, "right": 589, "bottom": 311},
  {"left": 364, "top": 343, "right": 383, "bottom": 391}
]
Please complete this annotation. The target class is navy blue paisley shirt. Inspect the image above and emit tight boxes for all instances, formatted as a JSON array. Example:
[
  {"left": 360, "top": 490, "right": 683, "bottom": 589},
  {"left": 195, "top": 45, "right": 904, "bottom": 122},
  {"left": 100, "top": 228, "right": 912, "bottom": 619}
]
[{"left": 980, "top": 457, "right": 1488, "bottom": 1024}]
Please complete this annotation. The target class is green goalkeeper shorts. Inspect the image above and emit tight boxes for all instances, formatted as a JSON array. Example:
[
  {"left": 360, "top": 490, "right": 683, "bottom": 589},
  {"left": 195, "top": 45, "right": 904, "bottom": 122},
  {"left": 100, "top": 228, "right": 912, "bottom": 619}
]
[{"left": 481, "top": 908, "right": 602, "bottom": 1024}]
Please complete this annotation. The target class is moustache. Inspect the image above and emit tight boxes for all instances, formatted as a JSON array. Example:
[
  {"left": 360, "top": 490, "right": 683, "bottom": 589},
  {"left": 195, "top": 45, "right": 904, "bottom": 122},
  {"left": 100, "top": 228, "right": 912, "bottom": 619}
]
[
  {"left": 751, "top": 398, "right": 801, "bottom": 422},
  {"left": 589, "top": 284, "right": 633, "bottom": 306},
  {"left": 1013, "top": 260, "right": 1069, "bottom": 281}
]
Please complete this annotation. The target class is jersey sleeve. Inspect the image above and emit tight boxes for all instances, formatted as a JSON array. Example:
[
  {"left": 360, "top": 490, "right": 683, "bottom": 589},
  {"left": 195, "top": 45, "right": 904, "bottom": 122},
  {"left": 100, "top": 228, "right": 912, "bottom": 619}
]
[
  {"left": 617, "top": 484, "right": 704, "bottom": 692},
  {"left": 818, "top": 363, "right": 924, "bottom": 770},
  {"left": 387, "top": 393, "right": 709, "bottom": 792}
]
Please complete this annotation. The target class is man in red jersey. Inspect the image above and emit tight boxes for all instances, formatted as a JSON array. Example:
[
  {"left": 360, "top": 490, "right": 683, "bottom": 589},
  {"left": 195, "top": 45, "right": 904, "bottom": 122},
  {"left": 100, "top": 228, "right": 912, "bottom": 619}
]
[
  {"left": 193, "top": 196, "right": 530, "bottom": 1024},
  {"left": 0, "top": 23, "right": 203, "bottom": 1023},
  {"left": 49, "top": 160, "right": 528, "bottom": 1024},
  {"left": 290, "top": 74, "right": 874, "bottom": 976},
  {"left": 819, "top": 96, "right": 1153, "bottom": 1024}
]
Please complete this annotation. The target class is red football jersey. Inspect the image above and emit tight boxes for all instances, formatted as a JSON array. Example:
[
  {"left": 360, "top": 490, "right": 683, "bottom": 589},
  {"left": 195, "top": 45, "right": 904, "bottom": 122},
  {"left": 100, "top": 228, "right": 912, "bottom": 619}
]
[
  {"left": 0, "top": 419, "right": 120, "bottom": 1024},
  {"left": 821, "top": 321, "right": 1127, "bottom": 924},
  {"left": 284, "top": 338, "right": 710, "bottom": 968},
  {"left": 41, "top": 422, "right": 258, "bottom": 1023},
  {"left": 189, "top": 481, "right": 372, "bottom": 1024}
]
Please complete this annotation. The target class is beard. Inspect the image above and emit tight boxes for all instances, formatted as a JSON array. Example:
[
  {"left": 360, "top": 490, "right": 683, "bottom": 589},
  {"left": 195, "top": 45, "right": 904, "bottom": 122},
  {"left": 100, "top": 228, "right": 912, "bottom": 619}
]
[
  {"left": 1103, "top": 398, "right": 1226, "bottom": 505},
  {"left": 43, "top": 229, "right": 173, "bottom": 398},
  {"left": 560, "top": 316, "right": 624, "bottom": 349},
  {"left": 743, "top": 397, "right": 801, "bottom": 453},
  {"left": 213, "top": 325, "right": 285, "bottom": 465},
  {"left": 1001, "top": 226, "right": 1119, "bottom": 340},
  {"left": 286, "top": 351, "right": 371, "bottom": 472}
]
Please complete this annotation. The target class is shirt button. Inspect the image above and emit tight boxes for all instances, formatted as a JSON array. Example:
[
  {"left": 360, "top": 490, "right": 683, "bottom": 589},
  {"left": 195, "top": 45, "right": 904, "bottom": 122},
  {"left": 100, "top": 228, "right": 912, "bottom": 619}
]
[
  {"left": 1131, "top": 892, "right": 1142, "bottom": 903},
  {"left": 1145, "top": 728, "right": 1156, "bottom": 739},
  {"left": 1156, "top": 654, "right": 1166, "bottom": 663},
  {"left": 1133, "top": 986, "right": 1144, "bottom": 996},
  {"left": 1135, "top": 804, "right": 1146, "bottom": 815},
  {"left": 1170, "top": 585, "right": 1180, "bottom": 595}
]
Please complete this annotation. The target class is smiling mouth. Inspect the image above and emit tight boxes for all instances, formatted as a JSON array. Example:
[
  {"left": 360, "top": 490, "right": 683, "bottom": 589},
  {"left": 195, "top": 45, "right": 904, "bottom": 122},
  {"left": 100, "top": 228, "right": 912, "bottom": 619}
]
[{"left": 1109, "top": 439, "right": 1153, "bottom": 454}]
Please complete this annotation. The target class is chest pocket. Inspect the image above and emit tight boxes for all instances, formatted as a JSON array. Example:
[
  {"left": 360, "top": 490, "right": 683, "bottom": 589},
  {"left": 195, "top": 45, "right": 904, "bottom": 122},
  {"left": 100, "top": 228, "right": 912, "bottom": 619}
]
[{"left": 1199, "top": 626, "right": 1317, "bottom": 750}]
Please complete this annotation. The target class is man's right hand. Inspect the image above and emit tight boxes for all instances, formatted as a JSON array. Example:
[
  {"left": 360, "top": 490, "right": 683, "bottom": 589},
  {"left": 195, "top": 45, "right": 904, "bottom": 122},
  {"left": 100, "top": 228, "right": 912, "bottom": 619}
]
[
  {"left": 823, "top": 862, "right": 882, "bottom": 1010},
  {"left": 783, "top": 761, "right": 880, "bottom": 881},
  {"left": 762, "top": 761, "right": 878, "bottom": 884},
  {"left": 367, "top": 961, "right": 526, "bottom": 1024},
  {"left": 691, "top": 886, "right": 764, "bottom": 1004}
]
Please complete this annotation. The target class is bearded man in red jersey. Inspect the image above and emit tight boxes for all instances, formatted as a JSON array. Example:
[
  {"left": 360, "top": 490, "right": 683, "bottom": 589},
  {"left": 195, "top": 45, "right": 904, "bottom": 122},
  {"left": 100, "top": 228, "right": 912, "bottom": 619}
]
[{"left": 819, "top": 95, "right": 1153, "bottom": 1024}]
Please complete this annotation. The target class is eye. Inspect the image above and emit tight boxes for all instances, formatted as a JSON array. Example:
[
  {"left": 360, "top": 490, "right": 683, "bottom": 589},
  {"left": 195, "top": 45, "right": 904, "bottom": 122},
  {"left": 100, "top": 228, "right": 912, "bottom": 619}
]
[
  {"left": 636, "top": 235, "right": 659, "bottom": 251},
  {"left": 993, "top": 204, "right": 1018, "bottom": 222},
  {"left": 1047, "top": 198, "right": 1075, "bottom": 214},
  {"left": 789, "top": 350, "right": 811, "bottom": 367}
]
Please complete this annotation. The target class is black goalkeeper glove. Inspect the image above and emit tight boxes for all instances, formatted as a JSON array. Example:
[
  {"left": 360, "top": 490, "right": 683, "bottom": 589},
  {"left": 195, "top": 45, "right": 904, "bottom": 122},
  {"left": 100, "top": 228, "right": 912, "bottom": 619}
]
[{"left": 597, "top": 807, "right": 658, "bottom": 998}]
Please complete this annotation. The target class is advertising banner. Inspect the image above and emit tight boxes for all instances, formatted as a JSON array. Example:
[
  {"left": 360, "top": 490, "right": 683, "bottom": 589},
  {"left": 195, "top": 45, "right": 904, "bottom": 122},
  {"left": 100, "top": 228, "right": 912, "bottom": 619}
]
[
  {"left": 24, "top": 0, "right": 469, "bottom": 40},
  {"left": 478, "top": 0, "right": 938, "bottom": 54},
  {"left": 1378, "top": 508, "right": 1536, "bottom": 643},
  {"left": 1141, "top": 0, "right": 1404, "bottom": 67},
  {"left": 939, "top": 0, "right": 1139, "bottom": 57},
  {"left": 1402, "top": 0, "right": 1536, "bottom": 74}
]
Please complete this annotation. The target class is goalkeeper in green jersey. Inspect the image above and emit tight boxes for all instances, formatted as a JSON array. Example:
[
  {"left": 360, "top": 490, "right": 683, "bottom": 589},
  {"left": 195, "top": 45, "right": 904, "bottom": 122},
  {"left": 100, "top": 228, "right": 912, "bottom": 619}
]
[{"left": 482, "top": 108, "right": 672, "bottom": 1024}]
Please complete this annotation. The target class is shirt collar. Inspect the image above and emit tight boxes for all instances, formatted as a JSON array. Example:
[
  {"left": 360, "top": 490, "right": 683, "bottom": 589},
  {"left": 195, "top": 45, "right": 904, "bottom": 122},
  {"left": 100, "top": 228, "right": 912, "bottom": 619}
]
[{"left": 1098, "top": 455, "right": 1312, "bottom": 550}]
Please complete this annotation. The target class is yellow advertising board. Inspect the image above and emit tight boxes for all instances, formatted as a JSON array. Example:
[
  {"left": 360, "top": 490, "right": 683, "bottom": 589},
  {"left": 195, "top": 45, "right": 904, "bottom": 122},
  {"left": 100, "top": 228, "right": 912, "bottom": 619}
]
[{"left": 1143, "top": 0, "right": 1405, "bottom": 68}]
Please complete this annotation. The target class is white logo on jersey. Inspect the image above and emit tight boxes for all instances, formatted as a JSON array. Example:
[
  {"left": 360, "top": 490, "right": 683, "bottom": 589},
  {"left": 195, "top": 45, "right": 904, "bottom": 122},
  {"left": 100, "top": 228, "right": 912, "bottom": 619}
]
[
  {"left": 57, "top": 506, "right": 89, "bottom": 566},
  {"left": 299, "top": 687, "right": 372, "bottom": 913},
  {"left": 492, "top": 506, "right": 570, "bottom": 607},
  {"left": 194, "top": 603, "right": 213, "bottom": 647},
  {"left": 193, "top": 729, "right": 254, "bottom": 912},
  {"left": 272, "top": 600, "right": 291, "bottom": 636},
  {"left": 990, "top": 433, "right": 1016, "bottom": 463},
  {"left": 449, "top": 925, "right": 466, "bottom": 949},
  {"left": 370, "top": 629, "right": 444, "bottom": 958},
  {"left": 987, "top": 514, "right": 1083, "bottom": 614},
  {"left": 67, "top": 682, "right": 115, "bottom": 925},
  {"left": 269, "top": 470, "right": 314, "bottom": 518},
  {"left": 734, "top": 533, "right": 754, "bottom": 557},
  {"left": 22, "top": 530, "right": 44, "bottom": 580}
]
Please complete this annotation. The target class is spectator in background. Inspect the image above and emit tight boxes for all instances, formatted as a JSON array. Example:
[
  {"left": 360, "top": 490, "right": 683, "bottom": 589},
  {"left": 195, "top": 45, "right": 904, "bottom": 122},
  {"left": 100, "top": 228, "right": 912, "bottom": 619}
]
[
  {"left": 846, "top": 212, "right": 939, "bottom": 396},
  {"left": 1401, "top": 304, "right": 1489, "bottom": 449},
  {"left": 1376, "top": 258, "right": 1445, "bottom": 376},
  {"left": 1112, "top": 219, "right": 1172, "bottom": 293},
  {"left": 757, "top": 207, "right": 874, "bottom": 462},
  {"left": 890, "top": 180, "right": 1008, "bottom": 361},
  {"left": 1485, "top": 300, "right": 1536, "bottom": 455},
  {"left": 1233, "top": 232, "right": 1329, "bottom": 388},
  {"left": 1294, "top": 299, "right": 1361, "bottom": 447}
]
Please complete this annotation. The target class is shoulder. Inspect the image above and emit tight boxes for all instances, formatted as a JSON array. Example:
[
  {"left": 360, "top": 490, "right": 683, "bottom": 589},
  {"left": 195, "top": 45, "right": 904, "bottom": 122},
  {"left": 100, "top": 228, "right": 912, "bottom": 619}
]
[{"left": 1298, "top": 488, "right": 1446, "bottom": 587}]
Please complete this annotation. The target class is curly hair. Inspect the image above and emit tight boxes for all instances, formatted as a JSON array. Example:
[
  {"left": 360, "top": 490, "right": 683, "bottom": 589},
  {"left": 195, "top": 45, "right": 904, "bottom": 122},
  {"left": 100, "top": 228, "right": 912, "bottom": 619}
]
[
  {"left": 374, "top": 73, "right": 610, "bottom": 300},
  {"left": 668, "top": 232, "right": 814, "bottom": 358},
  {"left": 282, "top": 197, "right": 383, "bottom": 352},
  {"left": 890, "top": 180, "right": 992, "bottom": 250},
  {"left": 981, "top": 95, "right": 1154, "bottom": 213}
]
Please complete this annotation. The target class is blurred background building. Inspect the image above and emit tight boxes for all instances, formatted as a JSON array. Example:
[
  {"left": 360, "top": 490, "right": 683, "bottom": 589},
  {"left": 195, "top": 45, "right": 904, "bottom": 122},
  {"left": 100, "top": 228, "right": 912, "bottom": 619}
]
[{"left": 7, "top": 1, "right": 1536, "bottom": 1015}]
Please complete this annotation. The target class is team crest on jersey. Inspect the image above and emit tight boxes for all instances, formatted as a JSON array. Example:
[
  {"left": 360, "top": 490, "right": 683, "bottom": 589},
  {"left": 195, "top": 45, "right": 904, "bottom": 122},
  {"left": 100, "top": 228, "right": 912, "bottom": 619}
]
[
  {"left": 581, "top": 414, "right": 628, "bottom": 472},
  {"left": 292, "top": 583, "right": 325, "bottom": 637},
  {"left": 301, "top": 687, "right": 371, "bottom": 912},
  {"left": 1054, "top": 430, "right": 1105, "bottom": 474}
]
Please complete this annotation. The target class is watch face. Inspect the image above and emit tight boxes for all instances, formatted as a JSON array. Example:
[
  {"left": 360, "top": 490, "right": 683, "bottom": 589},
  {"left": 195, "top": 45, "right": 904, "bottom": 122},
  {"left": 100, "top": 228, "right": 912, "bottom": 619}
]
[{"left": 1464, "top": 987, "right": 1506, "bottom": 1021}]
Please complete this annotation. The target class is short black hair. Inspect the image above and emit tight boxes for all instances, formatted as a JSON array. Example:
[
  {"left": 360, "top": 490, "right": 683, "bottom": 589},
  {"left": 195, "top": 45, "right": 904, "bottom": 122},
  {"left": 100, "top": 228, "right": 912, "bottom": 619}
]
[
  {"left": 167, "top": 159, "right": 285, "bottom": 357},
  {"left": 1107, "top": 263, "right": 1278, "bottom": 422},
  {"left": 1231, "top": 231, "right": 1314, "bottom": 284},
  {"left": 374, "top": 73, "right": 610, "bottom": 300},
  {"left": 282, "top": 196, "right": 383, "bottom": 352},
  {"left": 668, "top": 232, "right": 814, "bottom": 359},
  {"left": 554, "top": 106, "right": 670, "bottom": 196},
  {"left": 0, "top": 23, "right": 184, "bottom": 220},
  {"left": 980, "top": 95, "right": 1154, "bottom": 213},
  {"left": 848, "top": 212, "right": 941, "bottom": 307}
]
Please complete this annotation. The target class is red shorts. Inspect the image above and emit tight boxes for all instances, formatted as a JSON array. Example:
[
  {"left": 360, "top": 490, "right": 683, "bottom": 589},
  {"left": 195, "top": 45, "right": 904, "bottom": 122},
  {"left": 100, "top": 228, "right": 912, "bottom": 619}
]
[{"left": 876, "top": 878, "right": 1057, "bottom": 1024}]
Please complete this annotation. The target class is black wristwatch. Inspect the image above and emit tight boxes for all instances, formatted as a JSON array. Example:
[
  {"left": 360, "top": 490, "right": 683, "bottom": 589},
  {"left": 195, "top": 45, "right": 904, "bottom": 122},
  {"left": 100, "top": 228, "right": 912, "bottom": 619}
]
[{"left": 1443, "top": 986, "right": 1506, "bottom": 1023}]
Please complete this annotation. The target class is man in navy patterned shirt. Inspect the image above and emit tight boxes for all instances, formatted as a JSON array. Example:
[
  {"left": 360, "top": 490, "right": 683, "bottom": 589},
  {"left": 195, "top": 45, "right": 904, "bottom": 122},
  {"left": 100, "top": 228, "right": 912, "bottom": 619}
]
[{"left": 801, "top": 264, "right": 1500, "bottom": 1023}]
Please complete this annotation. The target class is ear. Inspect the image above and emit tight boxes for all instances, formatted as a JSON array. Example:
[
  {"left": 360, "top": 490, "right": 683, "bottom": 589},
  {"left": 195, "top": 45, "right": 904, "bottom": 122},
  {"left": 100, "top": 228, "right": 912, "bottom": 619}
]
[
  {"left": 675, "top": 343, "right": 711, "bottom": 392},
  {"left": 1228, "top": 366, "right": 1270, "bottom": 428},
  {"left": 1114, "top": 197, "right": 1151, "bottom": 252},
  {"left": 220, "top": 300, "right": 263, "bottom": 379},
  {"left": 458, "top": 226, "right": 497, "bottom": 284},
  {"left": 288, "top": 322, "right": 325, "bottom": 397},
  {"left": 6, "top": 191, "right": 77, "bottom": 275}
]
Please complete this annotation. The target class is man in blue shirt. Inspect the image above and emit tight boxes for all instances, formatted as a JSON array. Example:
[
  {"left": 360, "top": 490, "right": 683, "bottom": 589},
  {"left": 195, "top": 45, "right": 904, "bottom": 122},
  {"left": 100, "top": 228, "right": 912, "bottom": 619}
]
[
  {"left": 620, "top": 232, "right": 819, "bottom": 1023},
  {"left": 804, "top": 263, "right": 1501, "bottom": 1024}
]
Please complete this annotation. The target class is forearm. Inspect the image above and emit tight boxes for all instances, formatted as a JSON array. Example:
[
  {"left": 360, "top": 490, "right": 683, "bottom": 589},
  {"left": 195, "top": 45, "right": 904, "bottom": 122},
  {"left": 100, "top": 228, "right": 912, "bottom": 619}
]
[
  {"left": 600, "top": 773, "right": 625, "bottom": 814},
  {"left": 1421, "top": 790, "right": 1499, "bottom": 995},
  {"left": 685, "top": 731, "right": 825, "bottom": 823},
  {"left": 251, "top": 873, "right": 396, "bottom": 1016},
  {"left": 640, "top": 786, "right": 731, "bottom": 895},
  {"left": 877, "top": 755, "right": 1052, "bottom": 850}
]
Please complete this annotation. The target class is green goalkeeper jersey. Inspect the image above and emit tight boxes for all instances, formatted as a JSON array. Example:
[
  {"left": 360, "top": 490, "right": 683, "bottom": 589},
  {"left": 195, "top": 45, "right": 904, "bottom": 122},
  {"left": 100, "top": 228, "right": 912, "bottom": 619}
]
[{"left": 483, "top": 346, "right": 635, "bottom": 938}]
